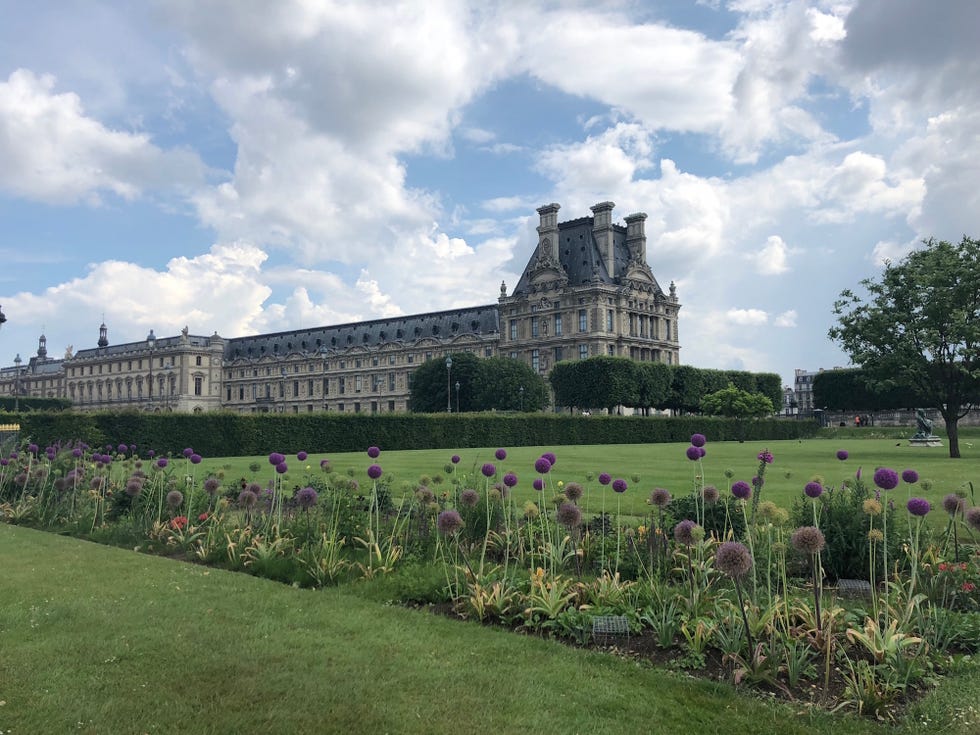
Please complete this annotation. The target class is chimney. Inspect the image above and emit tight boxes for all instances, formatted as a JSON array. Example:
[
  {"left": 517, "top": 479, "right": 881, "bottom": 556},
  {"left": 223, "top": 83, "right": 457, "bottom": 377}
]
[
  {"left": 591, "top": 201, "right": 615, "bottom": 276},
  {"left": 536, "top": 203, "right": 560, "bottom": 263},
  {"left": 624, "top": 212, "right": 647, "bottom": 263}
]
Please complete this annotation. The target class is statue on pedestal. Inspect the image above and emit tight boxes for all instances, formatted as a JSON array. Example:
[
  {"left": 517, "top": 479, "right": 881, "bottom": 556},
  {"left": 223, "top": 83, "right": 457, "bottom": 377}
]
[{"left": 913, "top": 408, "right": 934, "bottom": 439}]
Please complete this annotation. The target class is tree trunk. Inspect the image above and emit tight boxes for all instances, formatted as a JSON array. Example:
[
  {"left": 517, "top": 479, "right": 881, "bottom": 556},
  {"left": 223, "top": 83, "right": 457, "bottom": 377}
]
[{"left": 945, "top": 414, "right": 961, "bottom": 458}]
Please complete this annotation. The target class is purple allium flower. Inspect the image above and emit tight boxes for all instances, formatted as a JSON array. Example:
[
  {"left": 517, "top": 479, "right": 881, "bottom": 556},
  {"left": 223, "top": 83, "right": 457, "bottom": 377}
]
[
  {"left": 906, "top": 497, "right": 931, "bottom": 517},
  {"left": 557, "top": 502, "right": 582, "bottom": 529},
  {"left": 437, "top": 509, "right": 464, "bottom": 536},
  {"left": 563, "top": 482, "right": 584, "bottom": 502},
  {"left": 836, "top": 449, "right": 849, "bottom": 461},
  {"left": 190, "top": 453, "right": 202, "bottom": 465},
  {"left": 532, "top": 478, "right": 544, "bottom": 491},
  {"left": 53, "top": 477, "right": 67, "bottom": 492},
  {"left": 495, "top": 448, "right": 507, "bottom": 460},
  {"left": 650, "top": 488, "right": 671, "bottom": 508},
  {"left": 451, "top": 455, "right": 460, "bottom": 464},
  {"left": 297, "top": 486, "right": 318, "bottom": 510},
  {"left": 598, "top": 472, "right": 612, "bottom": 486},
  {"left": 268, "top": 452, "right": 284, "bottom": 465},
  {"left": 117, "top": 443, "right": 128, "bottom": 454},
  {"left": 416, "top": 486, "right": 434, "bottom": 504},
  {"left": 757, "top": 450, "right": 774, "bottom": 464},
  {"left": 698, "top": 446, "right": 706, "bottom": 458},
  {"left": 320, "top": 458, "right": 330, "bottom": 469},
  {"left": 28, "top": 443, "right": 39, "bottom": 455},
  {"left": 367, "top": 446, "right": 381, "bottom": 458},
  {"left": 715, "top": 541, "right": 753, "bottom": 578},
  {"left": 156, "top": 457, "right": 169, "bottom": 469},
  {"left": 534, "top": 457, "right": 552, "bottom": 474},
  {"left": 275, "top": 461, "right": 288, "bottom": 474},
  {"left": 183, "top": 448, "right": 194, "bottom": 458},
  {"left": 125, "top": 479, "right": 142, "bottom": 497},
  {"left": 460, "top": 488, "right": 480, "bottom": 507},
  {"left": 965, "top": 507, "right": 980, "bottom": 532},
  {"left": 902, "top": 469, "right": 919, "bottom": 485},
  {"left": 503, "top": 472, "right": 518, "bottom": 487},
  {"left": 238, "top": 489, "right": 258, "bottom": 508},
  {"left": 166, "top": 490, "right": 184, "bottom": 509},
  {"left": 804, "top": 481, "right": 824, "bottom": 499},
  {"left": 0, "top": 459, "right": 7, "bottom": 467},
  {"left": 148, "top": 450, "right": 156, "bottom": 458},
  {"left": 367, "top": 464, "right": 383, "bottom": 479},
  {"left": 129, "top": 444, "right": 136, "bottom": 452},
  {"left": 791, "top": 526, "right": 826, "bottom": 554},
  {"left": 686, "top": 446, "right": 701, "bottom": 461},
  {"left": 702, "top": 485, "right": 720, "bottom": 504},
  {"left": 873, "top": 467, "right": 899, "bottom": 490},
  {"left": 541, "top": 452, "right": 557, "bottom": 466},
  {"left": 612, "top": 478, "right": 628, "bottom": 493},
  {"left": 247, "top": 481, "right": 262, "bottom": 494},
  {"left": 297, "top": 451, "right": 308, "bottom": 461},
  {"left": 942, "top": 493, "right": 965, "bottom": 516},
  {"left": 691, "top": 433, "right": 707, "bottom": 448},
  {"left": 481, "top": 462, "right": 496, "bottom": 477},
  {"left": 674, "top": 519, "right": 700, "bottom": 546},
  {"left": 72, "top": 448, "right": 83, "bottom": 458},
  {"left": 204, "top": 478, "right": 220, "bottom": 495},
  {"left": 731, "top": 481, "right": 752, "bottom": 500},
  {"left": 752, "top": 475, "right": 764, "bottom": 489}
]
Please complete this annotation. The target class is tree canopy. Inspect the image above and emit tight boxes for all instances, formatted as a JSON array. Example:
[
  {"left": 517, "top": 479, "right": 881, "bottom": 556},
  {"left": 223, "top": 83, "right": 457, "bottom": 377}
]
[
  {"left": 829, "top": 236, "right": 980, "bottom": 458},
  {"left": 700, "top": 384, "right": 774, "bottom": 420},
  {"left": 408, "top": 353, "right": 548, "bottom": 413}
]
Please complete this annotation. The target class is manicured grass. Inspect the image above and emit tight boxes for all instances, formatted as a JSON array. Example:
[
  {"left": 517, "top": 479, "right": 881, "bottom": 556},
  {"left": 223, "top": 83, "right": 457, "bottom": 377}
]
[
  {"left": 4, "top": 523, "right": 968, "bottom": 735},
  {"left": 202, "top": 434, "right": 979, "bottom": 521}
]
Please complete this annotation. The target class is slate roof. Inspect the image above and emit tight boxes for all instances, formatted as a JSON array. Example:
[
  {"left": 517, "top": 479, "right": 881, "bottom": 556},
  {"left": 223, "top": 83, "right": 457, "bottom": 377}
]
[{"left": 72, "top": 334, "right": 217, "bottom": 359}]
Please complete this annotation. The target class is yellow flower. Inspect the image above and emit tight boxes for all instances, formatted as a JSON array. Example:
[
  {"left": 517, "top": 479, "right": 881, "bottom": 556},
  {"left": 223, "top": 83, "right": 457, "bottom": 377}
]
[
  {"left": 557, "top": 480, "right": 564, "bottom": 488},
  {"left": 637, "top": 525, "right": 647, "bottom": 537},
  {"left": 863, "top": 499, "right": 882, "bottom": 516}
]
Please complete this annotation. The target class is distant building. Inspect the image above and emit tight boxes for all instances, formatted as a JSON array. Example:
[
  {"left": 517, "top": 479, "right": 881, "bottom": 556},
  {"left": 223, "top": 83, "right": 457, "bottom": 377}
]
[{"left": 0, "top": 202, "right": 680, "bottom": 413}]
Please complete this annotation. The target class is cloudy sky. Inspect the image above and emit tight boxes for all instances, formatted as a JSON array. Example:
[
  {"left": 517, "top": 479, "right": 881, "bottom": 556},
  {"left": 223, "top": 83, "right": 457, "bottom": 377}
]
[{"left": 1, "top": 0, "right": 978, "bottom": 389}]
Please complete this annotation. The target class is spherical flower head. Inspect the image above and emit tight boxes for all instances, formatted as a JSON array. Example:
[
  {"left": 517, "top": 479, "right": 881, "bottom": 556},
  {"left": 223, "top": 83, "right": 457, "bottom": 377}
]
[
  {"left": 691, "top": 433, "right": 707, "bottom": 448},
  {"left": 125, "top": 479, "right": 142, "bottom": 497},
  {"left": 702, "top": 485, "right": 720, "bottom": 505},
  {"left": 804, "top": 481, "right": 824, "bottom": 499},
  {"left": 0, "top": 459, "right": 7, "bottom": 468},
  {"left": 541, "top": 452, "right": 557, "bottom": 466},
  {"left": 117, "top": 443, "right": 128, "bottom": 454},
  {"left": 72, "top": 448, "right": 83, "bottom": 458},
  {"left": 752, "top": 475, "right": 764, "bottom": 489},
  {"left": 598, "top": 472, "right": 612, "bottom": 486},
  {"left": 612, "top": 478, "right": 628, "bottom": 493},
  {"left": 296, "top": 451, "right": 308, "bottom": 461},
  {"left": 238, "top": 489, "right": 258, "bottom": 508},
  {"left": 685, "top": 446, "right": 701, "bottom": 461},
  {"left": 868, "top": 528, "right": 884, "bottom": 543},
  {"left": 534, "top": 457, "right": 552, "bottom": 474},
  {"left": 836, "top": 449, "right": 849, "bottom": 461},
  {"left": 437, "top": 509, "right": 464, "bottom": 536},
  {"left": 297, "top": 486, "right": 318, "bottom": 509},
  {"left": 367, "top": 464, "right": 383, "bottom": 480},
  {"left": 481, "top": 462, "right": 496, "bottom": 478},
  {"left": 28, "top": 443, "right": 39, "bottom": 455},
  {"left": 247, "top": 481, "right": 262, "bottom": 494},
  {"left": 698, "top": 447, "right": 706, "bottom": 458},
  {"left": 715, "top": 541, "right": 753, "bottom": 578},
  {"left": 731, "top": 481, "right": 752, "bottom": 500},
  {"left": 275, "top": 461, "right": 288, "bottom": 474},
  {"left": 495, "top": 448, "right": 507, "bottom": 460},
  {"left": 902, "top": 469, "right": 919, "bottom": 485},
  {"left": 791, "top": 526, "right": 826, "bottom": 555},
  {"left": 156, "top": 458, "right": 169, "bottom": 469},
  {"left": 524, "top": 501, "right": 540, "bottom": 519},
  {"left": 557, "top": 502, "right": 583, "bottom": 529},
  {"left": 650, "top": 487, "right": 671, "bottom": 508},
  {"left": 674, "top": 519, "right": 701, "bottom": 546},
  {"left": 268, "top": 452, "right": 284, "bottom": 465},
  {"left": 906, "top": 497, "right": 931, "bottom": 517},
  {"left": 532, "top": 478, "right": 544, "bottom": 491},
  {"left": 503, "top": 472, "right": 518, "bottom": 488},
  {"left": 757, "top": 450, "right": 774, "bottom": 464},
  {"left": 943, "top": 493, "right": 966, "bottom": 516},
  {"left": 183, "top": 447, "right": 194, "bottom": 458},
  {"left": 563, "top": 482, "right": 583, "bottom": 502},
  {"left": 166, "top": 490, "right": 184, "bottom": 509},
  {"left": 367, "top": 446, "right": 381, "bottom": 459},
  {"left": 460, "top": 489, "right": 480, "bottom": 508},
  {"left": 320, "top": 458, "right": 331, "bottom": 470},
  {"left": 873, "top": 467, "right": 899, "bottom": 490},
  {"left": 190, "top": 453, "right": 202, "bottom": 465},
  {"left": 863, "top": 498, "right": 882, "bottom": 516},
  {"left": 965, "top": 507, "right": 980, "bottom": 533},
  {"left": 415, "top": 485, "right": 434, "bottom": 504},
  {"left": 204, "top": 478, "right": 220, "bottom": 495},
  {"left": 451, "top": 454, "right": 460, "bottom": 464}
]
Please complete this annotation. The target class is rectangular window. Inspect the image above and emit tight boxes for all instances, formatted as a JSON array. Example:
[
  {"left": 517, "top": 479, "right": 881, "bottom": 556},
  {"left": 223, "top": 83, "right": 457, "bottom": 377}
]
[
  {"left": 389, "top": 356, "right": 396, "bottom": 365},
  {"left": 339, "top": 377, "right": 346, "bottom": 394},
  {"left": 323, "top": 378, "right": 329, "bottom": 395},
  {"left": 484, "top": 346, "right": 492, "bottom": 357},
  {"left": 553, "top": 346, "right": 563, "bottom": 363},
  {"left": 531, "top": 349, "right": 540, "bottom": 372},
  {"left": 239, "top": 386, "right": 245, "bottom": 400},
  {"left": 355, "top": 376, "right": 362, "bottom": 392},
  {"left": 353, "top": 402, "right": 361, "bottom": 413},
  {"left": 554, "top": 314, "right": 563, "bottom": 336},
  {"left": 579, "top": 344, "right": 588, "bottom": 360},
  {"left": 226, "top": 387, "right": 231, "bottom": 401},
  {"left": 509, "top": 351, "right": 518, "bottom": 360},
  {"left": 531, "top": 316, "right": 539, "bottom": 337},
  {"left": 338, "top": 402, "right": 345, "bottom": 412},
  {"left": 607, "top": 345, "right": 615, "bottom": 356},
  {"left": 293, "top": 380, "right": 299, "bottom": 397},
  {"left": 665, "top": 320, "right": 671, "bottom": 340},
  {"left": 509, "top": 319, "right": 518, "bottom": 340},
  {"left": 195, "top": 356, "right": 202, "bottom": 366},
  {"left": 388, "top": 373, "right": 396, "bottom": 391},
  {"left": 194, "top": 377, "right": 203, "bottom": 396},
  {"left": 308, "top": 379, "right": 313, "bottom": 396},
  {"left": 607, "top": 309, "right": 614, "bottom": 331},
  {"left": 578, "top": 309, "right": 587, "bottom": 332},
  {"left": 372, "top": 357, "right": 379, "bottom": 366}
]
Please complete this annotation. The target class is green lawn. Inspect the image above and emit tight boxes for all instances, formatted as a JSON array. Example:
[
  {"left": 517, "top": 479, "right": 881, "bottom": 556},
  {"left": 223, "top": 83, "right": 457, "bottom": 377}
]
[{"left": 5, "top": 523, "right": 976, "bottom": 735}]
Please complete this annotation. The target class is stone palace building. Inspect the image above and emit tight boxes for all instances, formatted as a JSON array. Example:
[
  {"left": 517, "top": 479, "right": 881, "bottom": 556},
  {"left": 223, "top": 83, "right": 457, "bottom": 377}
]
[{"left": 1, "top": 202, "right": 681, "bottom": 413}]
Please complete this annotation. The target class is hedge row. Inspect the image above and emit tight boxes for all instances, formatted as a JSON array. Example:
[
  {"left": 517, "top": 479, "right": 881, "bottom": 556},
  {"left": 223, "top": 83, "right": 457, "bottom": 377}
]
[{"left": 2, "top": 411, "right": 820, "bottom": 457}]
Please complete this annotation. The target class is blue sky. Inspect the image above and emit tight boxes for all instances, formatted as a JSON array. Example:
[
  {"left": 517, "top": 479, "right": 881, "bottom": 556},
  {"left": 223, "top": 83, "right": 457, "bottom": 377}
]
[{"left": 2, "top": 0, "right": 979, "bottom": 389}]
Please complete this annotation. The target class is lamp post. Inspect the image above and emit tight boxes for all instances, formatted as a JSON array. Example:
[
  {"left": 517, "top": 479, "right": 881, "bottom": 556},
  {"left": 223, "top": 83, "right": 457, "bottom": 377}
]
[
  {"left": 445, "top": 355, "right": 452, "bottom": 413},
  {"left": 146, "top": 329, "right": 156, "bottom": 410},
  {"left": 455, "top": 380, "right": 460, "bottom": 414},
  {"left": 519, "top": 384, "right": 524, "bottom": 412},
  {"left": 13, "top": 353, "right": 22, "bottom": 412}
]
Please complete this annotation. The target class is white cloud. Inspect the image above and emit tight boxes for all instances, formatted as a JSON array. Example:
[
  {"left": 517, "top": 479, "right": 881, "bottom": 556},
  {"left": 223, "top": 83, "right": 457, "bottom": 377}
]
[
  {"left": 870, "top": 239, "right": 914, "bottom": 266},
  {"left": 751, "top": 235, "right": 791, "bottom": 275},
  {"left": 726, "top": 308, "right": 769, "bottom": 326},
  {"left": 774, "top": 310, "right": 797, "bottom": 327}
]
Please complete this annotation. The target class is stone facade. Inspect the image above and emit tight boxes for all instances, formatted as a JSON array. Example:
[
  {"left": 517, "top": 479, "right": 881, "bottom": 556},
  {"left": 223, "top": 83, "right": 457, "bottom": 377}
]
[{"left": 0, "top": 202, "right": 679, "bottom": 413}]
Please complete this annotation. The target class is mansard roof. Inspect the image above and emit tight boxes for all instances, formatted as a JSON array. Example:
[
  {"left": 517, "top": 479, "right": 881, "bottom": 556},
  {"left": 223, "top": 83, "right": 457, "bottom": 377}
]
[
  {"left": 73, "top": 334, "right": 218, "bottom": 360},
  {"left": 225, "top": 304, "right": 500, "bottom": 360}
]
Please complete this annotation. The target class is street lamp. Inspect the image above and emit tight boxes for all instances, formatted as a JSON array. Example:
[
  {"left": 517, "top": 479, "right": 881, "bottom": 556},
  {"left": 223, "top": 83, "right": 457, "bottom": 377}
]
[
  {"left": 13, "top": 353, "right": 22, "bottom": 412},
  {"left": 455, "top": 380, "right": 460, "bottom": 414},
  {"left": 146, "top": 329, "right": 156, "bottom": 410},
  {"left": 445, "top": 355, "right": 452, "bottom": 413},
  {"left": 519, "top": 384, "right": 524, "bottom": 412}
]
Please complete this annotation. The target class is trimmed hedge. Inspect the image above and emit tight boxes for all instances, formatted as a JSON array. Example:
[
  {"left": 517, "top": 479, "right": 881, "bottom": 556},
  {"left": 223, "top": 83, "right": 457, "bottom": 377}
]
[{"left": 3, "top": 411, "right": 820, "bottom": 457}]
